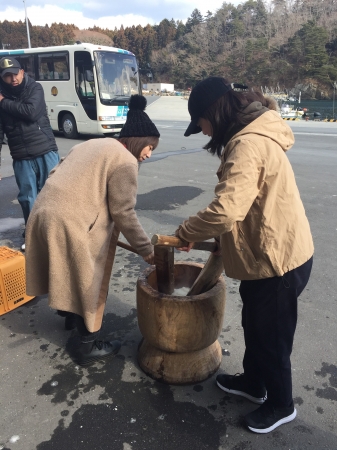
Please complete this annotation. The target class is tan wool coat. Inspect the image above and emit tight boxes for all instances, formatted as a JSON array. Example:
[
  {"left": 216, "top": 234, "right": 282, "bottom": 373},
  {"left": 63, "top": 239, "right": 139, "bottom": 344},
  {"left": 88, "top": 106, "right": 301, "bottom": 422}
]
[
  {"left": 25, "top": 138, "right": 153, "bottom": 332},
  {"left": 177, "top": 109, "right": 314, "bottom": 280}
]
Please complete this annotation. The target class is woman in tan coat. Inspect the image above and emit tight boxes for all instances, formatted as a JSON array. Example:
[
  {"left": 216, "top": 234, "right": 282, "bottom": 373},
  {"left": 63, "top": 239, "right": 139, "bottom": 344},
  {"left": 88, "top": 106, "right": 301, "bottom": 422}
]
[
  {"left": 176, "top": 77, "right": 313, "bottom": 434},
  {"left": 25, "top": 95, "right": 159, "bottom": 365}
]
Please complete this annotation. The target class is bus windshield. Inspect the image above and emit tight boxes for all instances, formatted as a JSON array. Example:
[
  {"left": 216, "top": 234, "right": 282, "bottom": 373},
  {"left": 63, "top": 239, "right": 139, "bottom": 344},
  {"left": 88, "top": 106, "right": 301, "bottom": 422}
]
[{"left": 94, "top": 51, "right": 140, "bottom": 104}]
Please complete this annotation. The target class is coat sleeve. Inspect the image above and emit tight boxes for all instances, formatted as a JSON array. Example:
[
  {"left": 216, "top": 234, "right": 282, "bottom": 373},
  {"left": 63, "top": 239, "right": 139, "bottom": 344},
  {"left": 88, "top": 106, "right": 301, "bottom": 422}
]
[
  {"left": 107, "top": 163, "right": 153, "bottom": 257},
  {"left": 176, "top": 139, "right": 265, "bottom": 242},
  {"left": 0, "top": 83, "right": 46, "bottom": 122}
]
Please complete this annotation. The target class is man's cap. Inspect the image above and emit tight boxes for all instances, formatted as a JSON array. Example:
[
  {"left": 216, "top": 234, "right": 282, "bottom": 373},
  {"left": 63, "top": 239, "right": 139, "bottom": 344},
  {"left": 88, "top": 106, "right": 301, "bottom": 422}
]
[
  {"left": 0, "top": 57, "right": 21, "bottom": 76},
  {"left": 184, "top": 77, "right": 248, "bottom": 137},
  {"left": 119, "top": 94, "right": 160, "bottom": 138}
]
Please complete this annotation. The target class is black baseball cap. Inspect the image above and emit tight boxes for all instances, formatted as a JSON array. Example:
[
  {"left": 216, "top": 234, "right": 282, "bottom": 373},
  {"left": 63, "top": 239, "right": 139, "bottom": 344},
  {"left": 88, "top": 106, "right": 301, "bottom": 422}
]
[
  {"left": 184, "top": 77, "right": 248, "bottom": 137},
  {"left": 0, "top": 57, "right": 21, "bottom": 76}
]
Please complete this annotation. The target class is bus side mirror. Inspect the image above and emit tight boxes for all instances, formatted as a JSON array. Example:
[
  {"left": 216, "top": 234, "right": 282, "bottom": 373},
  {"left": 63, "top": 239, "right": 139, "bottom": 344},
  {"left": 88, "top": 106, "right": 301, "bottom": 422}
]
[{"left": 85, "top": 70, "right": 94, "bottom": 82}]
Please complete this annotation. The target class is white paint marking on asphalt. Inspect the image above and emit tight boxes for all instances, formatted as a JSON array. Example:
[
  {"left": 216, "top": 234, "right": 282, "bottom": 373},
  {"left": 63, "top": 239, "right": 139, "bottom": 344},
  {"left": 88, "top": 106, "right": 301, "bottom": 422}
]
[{"left": 157, "top": 125, "right": 186, "bottom": 129}]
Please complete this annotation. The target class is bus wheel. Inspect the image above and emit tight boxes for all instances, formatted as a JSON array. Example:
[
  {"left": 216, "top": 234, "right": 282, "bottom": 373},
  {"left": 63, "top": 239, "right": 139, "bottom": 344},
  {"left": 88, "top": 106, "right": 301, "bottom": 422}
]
[{"left": 62, "top": 113, "right": 78, "bottom": 139}]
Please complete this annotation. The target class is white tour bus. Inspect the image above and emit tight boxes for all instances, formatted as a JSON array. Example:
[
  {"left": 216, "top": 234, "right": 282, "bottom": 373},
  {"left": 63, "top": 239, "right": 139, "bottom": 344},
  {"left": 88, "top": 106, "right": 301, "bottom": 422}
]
[{"left": 0, "top": 43, "right": 141, "bottom": 138}]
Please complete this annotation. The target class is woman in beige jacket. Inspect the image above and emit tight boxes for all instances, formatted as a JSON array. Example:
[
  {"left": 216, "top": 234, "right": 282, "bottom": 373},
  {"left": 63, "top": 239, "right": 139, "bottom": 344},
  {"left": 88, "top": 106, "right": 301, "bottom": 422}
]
[
  {"left": 25, "top": 95, "right": 159, "bottom": 365},
  {"left": 176, "top": 77, "right": 313, "bottom": 434}
]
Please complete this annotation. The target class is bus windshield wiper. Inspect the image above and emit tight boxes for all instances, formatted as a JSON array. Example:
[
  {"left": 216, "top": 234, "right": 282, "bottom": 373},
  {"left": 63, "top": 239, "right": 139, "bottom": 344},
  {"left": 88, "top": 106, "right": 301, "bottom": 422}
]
[{"left": 109, "top": 95, "right": 130, "bottom": 101}]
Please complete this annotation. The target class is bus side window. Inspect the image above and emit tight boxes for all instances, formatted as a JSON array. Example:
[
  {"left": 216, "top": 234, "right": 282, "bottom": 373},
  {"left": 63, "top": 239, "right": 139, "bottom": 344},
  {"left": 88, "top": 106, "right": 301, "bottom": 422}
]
[
  {"left": 38, "top": 53, "right": 53, "bottom": 80},
  {"left": 16, "top": 55, "right": 35, "bottom": 79},
  {"left": 54, "top": 52, "right": 69, "bottom": 80},
  {"left": 38, "top": 52, "right": 69, "bottom": 80}
]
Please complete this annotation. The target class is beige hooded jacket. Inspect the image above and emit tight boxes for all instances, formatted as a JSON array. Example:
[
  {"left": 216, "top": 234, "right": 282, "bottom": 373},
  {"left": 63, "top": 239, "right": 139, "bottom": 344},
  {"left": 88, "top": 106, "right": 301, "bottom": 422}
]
[
  {"left": 25, "top": 138, "right": 153, "bottom": 332},
  {"left": 176, "top": 106, "right": 314, "bottom": 280}
]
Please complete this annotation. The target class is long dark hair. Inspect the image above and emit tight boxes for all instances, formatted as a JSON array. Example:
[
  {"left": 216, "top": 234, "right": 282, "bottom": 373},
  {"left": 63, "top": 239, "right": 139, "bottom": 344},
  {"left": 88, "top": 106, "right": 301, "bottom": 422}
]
[
  {"left": 118, "top": 136, "right": 159, "bottom": 159},
  {"left": 202, "top": 79, "right": 277, "bottom": 157}
]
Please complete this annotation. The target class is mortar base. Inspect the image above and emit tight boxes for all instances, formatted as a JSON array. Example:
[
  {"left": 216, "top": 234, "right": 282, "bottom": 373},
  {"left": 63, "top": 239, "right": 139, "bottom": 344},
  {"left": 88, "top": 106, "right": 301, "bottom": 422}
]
[{"left": 137, "top": 338, "right": 222, "bottom": 385}]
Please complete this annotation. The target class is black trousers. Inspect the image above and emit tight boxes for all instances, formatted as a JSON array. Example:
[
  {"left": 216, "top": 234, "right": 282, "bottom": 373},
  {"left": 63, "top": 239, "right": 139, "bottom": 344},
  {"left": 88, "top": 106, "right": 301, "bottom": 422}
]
[
  {"left": 57, "top": 310, "right": 100, "bottom": 342},
  {"left": 239, "top": 257, "right": 313, "bottom": 407}
]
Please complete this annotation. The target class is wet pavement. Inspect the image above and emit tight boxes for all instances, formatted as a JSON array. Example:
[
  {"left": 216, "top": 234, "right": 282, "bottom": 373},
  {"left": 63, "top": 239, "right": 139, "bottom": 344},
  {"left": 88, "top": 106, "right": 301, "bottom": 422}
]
[{"left": 0, "top": 97, "right": 336, "bottom": 450}]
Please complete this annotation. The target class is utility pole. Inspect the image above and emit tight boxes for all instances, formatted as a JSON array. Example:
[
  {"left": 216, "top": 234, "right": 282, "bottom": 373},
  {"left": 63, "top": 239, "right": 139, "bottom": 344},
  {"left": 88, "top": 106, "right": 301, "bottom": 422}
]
[
  {"left": 333, "top": 82, "right": 337, "bottom": 119},
  {"left": 23, "top": 0, "right": 31, "bottom": 48}
]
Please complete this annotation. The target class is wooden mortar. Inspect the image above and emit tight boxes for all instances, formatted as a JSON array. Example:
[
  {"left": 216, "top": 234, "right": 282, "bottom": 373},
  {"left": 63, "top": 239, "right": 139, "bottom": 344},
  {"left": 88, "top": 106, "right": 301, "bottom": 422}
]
[{"left": 136, "top": 261, "right": 226, "bottom": 384}]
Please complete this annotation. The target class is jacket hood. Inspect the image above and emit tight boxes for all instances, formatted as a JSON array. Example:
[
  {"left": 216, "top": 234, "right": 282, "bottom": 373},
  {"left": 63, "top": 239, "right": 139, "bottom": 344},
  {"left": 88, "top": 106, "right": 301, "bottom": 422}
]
[{"left": 233, "top": 101, "right": 294, "bottom": 153}]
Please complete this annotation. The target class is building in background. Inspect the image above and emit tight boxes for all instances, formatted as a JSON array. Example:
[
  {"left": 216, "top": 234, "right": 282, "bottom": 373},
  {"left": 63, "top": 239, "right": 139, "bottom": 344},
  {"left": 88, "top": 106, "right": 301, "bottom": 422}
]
[{"left": 143, "top": 83, "right": 174, "bottom": 93}]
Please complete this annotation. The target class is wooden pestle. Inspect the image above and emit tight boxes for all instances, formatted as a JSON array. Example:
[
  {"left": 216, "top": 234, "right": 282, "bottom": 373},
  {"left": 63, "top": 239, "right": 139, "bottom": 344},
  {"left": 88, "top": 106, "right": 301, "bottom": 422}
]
[
  {"left": 117, "top": 240, "right": 139, "bottom": 254},
  {"left": 117, "top": 239, "right": 174, "bottom": 295},
  {"left": 151, "top": 234, "right": 217, "bottom": 252},
  {"left": 117, "top": 236, "right": 222, "bottom": 296},
  {"left": 187, "top": 253, "right": 224, "bottom": 296},
  {"left": 154, "top": 246, "right": 175, "bottom": 295},
  {"left": 151, "top": 234, "right": 223, "bottom": 296}
]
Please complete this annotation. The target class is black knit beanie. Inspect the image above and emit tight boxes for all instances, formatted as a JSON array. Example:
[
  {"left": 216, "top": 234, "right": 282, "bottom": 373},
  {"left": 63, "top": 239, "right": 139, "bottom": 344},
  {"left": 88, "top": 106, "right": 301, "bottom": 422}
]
[{"left": 119, "top": 95, "right": 160, "bottom": 138}]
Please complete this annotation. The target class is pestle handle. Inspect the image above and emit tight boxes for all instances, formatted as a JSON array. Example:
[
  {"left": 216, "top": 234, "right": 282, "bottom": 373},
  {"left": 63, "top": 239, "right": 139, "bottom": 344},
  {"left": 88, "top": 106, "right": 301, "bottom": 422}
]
[
  {"left": 187, "top": 253, "right": 224, "bottom": 296},
  {"left": 117, "top": 240, "right": 139, "bottom": 255},
  {"left": 151, "top": 234, "right": 217, "bottom": 252}
]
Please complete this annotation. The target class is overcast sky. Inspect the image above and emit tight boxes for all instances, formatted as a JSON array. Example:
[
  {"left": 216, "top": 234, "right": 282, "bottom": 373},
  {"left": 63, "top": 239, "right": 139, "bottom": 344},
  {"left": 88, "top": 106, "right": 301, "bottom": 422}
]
[{"left": 0, "top": 0, "right": 243, "bottom": 29}]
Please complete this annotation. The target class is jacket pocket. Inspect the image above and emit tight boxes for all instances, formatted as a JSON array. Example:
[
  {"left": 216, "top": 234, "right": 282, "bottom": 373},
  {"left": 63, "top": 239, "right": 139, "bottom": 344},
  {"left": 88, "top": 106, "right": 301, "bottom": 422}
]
[
  {"left": 37, "top": 123, "right": 52, "bottom": 141},
  {"left": 88, "top": 213, "right": 99, "bottom": 233},
  {"left": 237, "top": 225, "right": 259, "bottom": 267}
]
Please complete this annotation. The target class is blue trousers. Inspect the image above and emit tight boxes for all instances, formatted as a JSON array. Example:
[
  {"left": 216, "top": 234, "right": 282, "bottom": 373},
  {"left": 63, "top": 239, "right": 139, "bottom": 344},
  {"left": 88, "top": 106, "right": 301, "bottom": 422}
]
[
  {"left": 13, "top": 151, "right": 60, "bottom": 225},
  {"left": 240, "top": 257, "right": 313, "bottom": 407}
]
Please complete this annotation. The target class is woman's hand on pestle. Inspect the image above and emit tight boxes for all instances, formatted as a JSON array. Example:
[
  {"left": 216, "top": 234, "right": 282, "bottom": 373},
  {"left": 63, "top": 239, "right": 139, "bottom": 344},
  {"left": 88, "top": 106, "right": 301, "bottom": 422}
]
[
  {"left": 177, "top": 242, "right": 194, "bottom": 252},
  {"left": 143, "top": 252, "right": 155, "bottom": 265},
  {"left": 174, "top": 228, "right": 193, "bottom": 252}
]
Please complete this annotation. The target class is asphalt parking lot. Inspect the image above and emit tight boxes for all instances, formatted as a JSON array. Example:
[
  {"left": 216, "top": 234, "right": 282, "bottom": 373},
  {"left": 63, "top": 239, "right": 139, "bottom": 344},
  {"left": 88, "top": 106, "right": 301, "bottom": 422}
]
[{"left": 0, "top": 97, "right": 336, "bottom": 450}]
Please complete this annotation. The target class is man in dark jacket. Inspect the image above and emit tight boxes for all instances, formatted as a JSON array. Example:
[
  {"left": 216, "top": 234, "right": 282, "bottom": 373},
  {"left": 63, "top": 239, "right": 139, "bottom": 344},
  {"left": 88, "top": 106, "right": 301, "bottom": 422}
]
[{"left": 0, "top": 56, "right": 59, "bottom": 250}]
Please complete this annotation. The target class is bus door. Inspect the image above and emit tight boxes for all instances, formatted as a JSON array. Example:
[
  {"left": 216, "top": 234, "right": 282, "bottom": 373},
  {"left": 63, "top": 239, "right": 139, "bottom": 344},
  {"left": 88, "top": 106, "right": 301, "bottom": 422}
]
[{"left": 74, "top": 51, "right": 97, "bottom": 127}]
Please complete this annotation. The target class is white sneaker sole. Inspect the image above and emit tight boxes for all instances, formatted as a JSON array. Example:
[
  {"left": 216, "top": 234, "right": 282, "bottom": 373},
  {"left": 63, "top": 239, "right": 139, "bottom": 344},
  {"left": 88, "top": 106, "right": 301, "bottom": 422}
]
[
  {"left": 247, "top": 408, "right": 297, "bottom": 434},
  {"left": 216, "top": 380, "right": 267, "bottom": 404}
]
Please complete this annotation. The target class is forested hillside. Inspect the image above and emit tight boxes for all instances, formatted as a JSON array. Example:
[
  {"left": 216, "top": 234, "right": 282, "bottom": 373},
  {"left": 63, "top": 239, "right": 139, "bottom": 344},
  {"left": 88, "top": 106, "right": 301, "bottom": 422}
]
[{"left": 1, "top": 0, "right": 337, "bottom": 97}]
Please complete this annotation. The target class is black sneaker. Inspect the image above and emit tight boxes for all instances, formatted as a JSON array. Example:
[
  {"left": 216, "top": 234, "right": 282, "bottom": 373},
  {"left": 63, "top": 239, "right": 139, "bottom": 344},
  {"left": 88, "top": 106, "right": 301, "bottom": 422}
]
[
  {"left": 216, "top": 373, "right": 267, "bottom": 404},
  {"left": 75, "top": 339, "right": 121, "bottom": 366},
  {"left": 245, "top": 401, "right": 296, "bottom": 433}
]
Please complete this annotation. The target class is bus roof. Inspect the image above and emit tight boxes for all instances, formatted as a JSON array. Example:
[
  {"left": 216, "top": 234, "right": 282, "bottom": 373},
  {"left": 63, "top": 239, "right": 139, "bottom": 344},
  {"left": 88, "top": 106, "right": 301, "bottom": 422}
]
[{"left": 0, "top": 42, "right": 135, "bottom": 57}]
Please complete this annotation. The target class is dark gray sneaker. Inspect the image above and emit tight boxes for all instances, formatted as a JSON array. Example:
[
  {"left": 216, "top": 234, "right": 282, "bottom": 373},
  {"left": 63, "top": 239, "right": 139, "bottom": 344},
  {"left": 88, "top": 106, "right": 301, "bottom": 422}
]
[
  {"left": 245, "top": 401, "right": 296, "bottom": 433},
  {"left": 75, "top": 339, "right": 121, "bottom": 365},
  {"left": 216, "top": 373, "right": 267, "bottom": 404}
]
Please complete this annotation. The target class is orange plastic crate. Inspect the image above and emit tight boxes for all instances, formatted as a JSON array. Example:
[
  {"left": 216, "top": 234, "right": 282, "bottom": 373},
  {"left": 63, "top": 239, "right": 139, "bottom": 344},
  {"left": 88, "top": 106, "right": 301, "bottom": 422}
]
[{"left": 0, "top": 246, "right": 34, "bottom": 315}]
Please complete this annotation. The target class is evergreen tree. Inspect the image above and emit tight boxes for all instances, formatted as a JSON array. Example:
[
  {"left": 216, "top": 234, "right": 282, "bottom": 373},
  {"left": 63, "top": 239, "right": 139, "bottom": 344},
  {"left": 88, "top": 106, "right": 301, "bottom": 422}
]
[
  {"left": 175, "top": 20, "right": 186, "bottom": 39},
  {"left": 185, "top": 9, "right": 204, "bottom": 33},
  {"left": 286, "top": 21, "right": 329, "bottom": 79}
]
